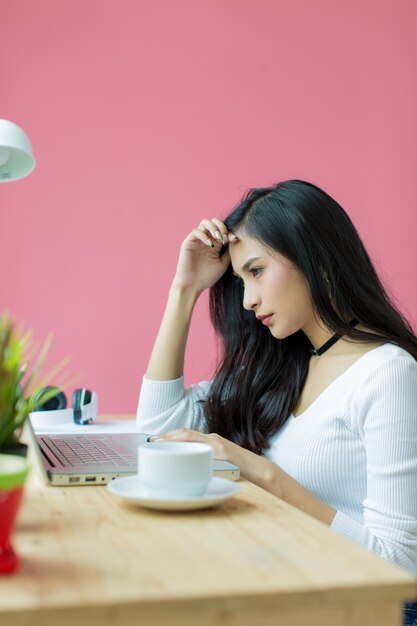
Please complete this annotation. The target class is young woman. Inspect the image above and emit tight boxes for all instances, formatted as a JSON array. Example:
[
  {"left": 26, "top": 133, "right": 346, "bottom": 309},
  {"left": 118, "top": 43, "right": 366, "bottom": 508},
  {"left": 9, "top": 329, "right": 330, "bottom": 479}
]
[{"left": 137, "top": 180, "right": 417, "bottom": 584}]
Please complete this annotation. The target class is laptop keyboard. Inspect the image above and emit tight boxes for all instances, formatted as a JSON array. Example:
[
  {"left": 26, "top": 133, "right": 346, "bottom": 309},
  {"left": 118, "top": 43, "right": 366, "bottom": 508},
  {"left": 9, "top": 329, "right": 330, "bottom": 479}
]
[{"left": 43, "top": 435, "right": 136, "bottom": 467}]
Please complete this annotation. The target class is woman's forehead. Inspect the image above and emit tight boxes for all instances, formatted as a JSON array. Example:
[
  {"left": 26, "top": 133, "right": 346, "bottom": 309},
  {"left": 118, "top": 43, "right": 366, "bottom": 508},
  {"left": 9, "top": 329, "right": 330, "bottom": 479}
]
[
  {"left": 228, "top": 234, "right": 293, "bottom": 271},
  {"left": 228, "top": 234, "right": 265, "bottom": 264}
]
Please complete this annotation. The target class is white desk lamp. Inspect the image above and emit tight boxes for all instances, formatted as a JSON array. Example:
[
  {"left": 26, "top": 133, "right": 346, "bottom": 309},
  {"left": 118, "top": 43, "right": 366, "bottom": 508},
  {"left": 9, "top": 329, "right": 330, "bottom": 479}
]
[{"left": 0, "top": 119, "right": 35, "bottom": 182}]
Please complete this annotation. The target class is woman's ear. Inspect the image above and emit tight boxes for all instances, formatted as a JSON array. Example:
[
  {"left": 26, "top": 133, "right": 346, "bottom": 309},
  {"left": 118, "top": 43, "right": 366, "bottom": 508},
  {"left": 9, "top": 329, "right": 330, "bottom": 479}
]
[{"left": 322, "top": 271, "right": 333, "bottom": 300}]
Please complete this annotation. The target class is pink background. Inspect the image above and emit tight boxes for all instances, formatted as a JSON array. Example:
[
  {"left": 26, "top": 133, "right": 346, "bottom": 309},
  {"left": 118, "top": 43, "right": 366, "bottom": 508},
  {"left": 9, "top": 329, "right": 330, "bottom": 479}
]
[{"left": 1, "top": 0, "right": 416, "bottom": 414}]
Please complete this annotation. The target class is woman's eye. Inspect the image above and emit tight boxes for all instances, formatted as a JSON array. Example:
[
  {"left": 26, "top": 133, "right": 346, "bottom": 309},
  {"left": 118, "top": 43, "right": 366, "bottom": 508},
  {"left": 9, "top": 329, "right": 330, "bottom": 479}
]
[{"left": 249, "top": 267, "right": 263, "bottom": 277}]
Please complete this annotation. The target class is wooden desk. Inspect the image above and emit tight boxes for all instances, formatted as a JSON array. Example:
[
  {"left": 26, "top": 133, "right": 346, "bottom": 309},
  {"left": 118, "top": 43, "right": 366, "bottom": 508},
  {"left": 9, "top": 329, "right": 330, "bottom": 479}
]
[{"left": 1, "top": 417, "right": 416, "bottom": 626}]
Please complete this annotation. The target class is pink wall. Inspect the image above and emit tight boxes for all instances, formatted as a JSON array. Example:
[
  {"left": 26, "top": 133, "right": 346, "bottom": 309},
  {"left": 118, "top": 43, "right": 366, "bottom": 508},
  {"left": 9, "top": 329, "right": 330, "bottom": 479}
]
[{"left": 1, "top": 0, "right": 416, "bottom": 414}]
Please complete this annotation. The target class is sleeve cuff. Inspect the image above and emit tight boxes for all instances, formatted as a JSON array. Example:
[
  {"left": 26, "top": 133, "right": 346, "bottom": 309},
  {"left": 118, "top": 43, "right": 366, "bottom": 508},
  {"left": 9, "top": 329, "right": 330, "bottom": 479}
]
[
  {"left": 331, "top": 510, "right": 367, "bottom": 545},
  {"left": 137, "top": 375, "right": 185, "bottom": 419}
]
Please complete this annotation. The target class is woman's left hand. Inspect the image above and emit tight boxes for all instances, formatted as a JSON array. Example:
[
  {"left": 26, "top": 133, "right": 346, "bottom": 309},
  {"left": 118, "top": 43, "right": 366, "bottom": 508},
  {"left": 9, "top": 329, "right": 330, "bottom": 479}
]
[
  {"left": 148, "top": 428, "right": 238, "bottom": 463},
  {"left": 148, "top": 429, "right": 276, "bottom": 495}
]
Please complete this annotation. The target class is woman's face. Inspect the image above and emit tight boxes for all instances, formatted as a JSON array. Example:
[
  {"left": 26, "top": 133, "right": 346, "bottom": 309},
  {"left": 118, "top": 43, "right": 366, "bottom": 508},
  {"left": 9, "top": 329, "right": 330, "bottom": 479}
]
[{"left": 228, "top": 231, "right": 318, "bottom": 341}]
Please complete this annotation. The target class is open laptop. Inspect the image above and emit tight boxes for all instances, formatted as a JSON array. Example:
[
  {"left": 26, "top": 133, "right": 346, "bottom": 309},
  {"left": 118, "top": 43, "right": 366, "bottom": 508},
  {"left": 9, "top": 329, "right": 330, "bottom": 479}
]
[{"left": 23, "top": 421, "right": 240, "bottom": 486}]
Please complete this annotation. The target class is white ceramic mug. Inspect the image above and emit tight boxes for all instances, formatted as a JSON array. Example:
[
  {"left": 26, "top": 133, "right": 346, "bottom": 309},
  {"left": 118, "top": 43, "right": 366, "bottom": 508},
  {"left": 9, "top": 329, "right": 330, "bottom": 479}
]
[{"left": 137, "top": 441, "right": 214, "bottom": 497}]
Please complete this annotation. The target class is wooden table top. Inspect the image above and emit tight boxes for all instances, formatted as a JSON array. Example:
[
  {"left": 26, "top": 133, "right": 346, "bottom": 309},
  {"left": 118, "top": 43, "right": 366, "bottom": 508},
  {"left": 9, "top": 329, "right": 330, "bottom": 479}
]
[{"left": 1, "top": 416, "right": 416, "bottom": 626}]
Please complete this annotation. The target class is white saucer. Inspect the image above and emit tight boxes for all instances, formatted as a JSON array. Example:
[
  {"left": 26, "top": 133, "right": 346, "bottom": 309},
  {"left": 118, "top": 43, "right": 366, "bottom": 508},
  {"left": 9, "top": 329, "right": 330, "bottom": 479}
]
[{"left": 107, "top": 476, "right": 241, "bottom": 511}]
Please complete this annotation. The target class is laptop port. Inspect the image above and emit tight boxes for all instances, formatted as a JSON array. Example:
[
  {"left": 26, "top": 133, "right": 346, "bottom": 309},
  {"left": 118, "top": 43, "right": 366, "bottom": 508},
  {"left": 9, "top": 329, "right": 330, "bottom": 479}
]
[
  {"left": 69, "top": 477, "right": 80, "bottom": 483},
  {"left": 85, "top": 477, "right": 96, "bottom": 482}
]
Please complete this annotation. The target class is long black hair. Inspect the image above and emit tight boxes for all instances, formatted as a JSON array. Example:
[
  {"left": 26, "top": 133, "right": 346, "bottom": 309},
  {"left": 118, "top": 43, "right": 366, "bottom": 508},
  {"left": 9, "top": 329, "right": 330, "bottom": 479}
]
[{"left": 204, "top": 180, "right": 417, "bottom": 454}]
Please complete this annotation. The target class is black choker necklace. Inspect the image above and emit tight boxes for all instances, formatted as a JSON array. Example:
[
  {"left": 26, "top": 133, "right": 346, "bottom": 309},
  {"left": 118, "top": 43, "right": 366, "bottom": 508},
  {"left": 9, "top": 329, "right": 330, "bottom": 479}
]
[{"left": 309, "top": 319, "right": 358, "bottom": 356}]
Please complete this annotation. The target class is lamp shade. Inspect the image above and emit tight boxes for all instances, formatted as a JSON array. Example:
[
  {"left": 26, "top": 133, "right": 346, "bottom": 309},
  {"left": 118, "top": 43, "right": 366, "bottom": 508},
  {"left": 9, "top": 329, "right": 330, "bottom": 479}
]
[{"left": 0, "top": 119, "right": 35, "bottom": 182}]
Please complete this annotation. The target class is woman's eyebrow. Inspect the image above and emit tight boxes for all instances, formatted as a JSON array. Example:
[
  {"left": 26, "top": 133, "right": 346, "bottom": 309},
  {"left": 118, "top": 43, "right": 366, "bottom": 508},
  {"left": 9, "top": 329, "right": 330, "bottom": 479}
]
[
  {"left": 241, "top": 257, "right": 262, "bottom": 272},
  {"left": 232, "top": 257, "right": 263, "bottom": 278}
]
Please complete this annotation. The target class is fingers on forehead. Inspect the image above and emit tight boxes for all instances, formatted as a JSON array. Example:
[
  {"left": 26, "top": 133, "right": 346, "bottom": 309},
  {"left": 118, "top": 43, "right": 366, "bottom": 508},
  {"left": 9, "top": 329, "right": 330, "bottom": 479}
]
[
  {"left": 211, "top": 218, "right": 229, "bottom": 233},
  {"left": 199, "top": 219, "right": 216, "bottom": 232}
]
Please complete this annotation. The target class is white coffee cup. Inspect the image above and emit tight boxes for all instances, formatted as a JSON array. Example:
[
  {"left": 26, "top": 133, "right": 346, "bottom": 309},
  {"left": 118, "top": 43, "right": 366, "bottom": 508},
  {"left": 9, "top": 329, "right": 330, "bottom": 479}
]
[{"left": 137, "top": 441, "right": 214, "bottom": 497}]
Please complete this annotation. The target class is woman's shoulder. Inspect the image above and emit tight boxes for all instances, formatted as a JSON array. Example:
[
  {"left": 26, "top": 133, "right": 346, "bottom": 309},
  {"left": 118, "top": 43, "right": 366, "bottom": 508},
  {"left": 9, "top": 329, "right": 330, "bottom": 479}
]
[
  {"left": 357, "top": 342, "right": 417, "bottom": 369},
  {"left": 383, "top": 343, "right": 415, "bottom": 358},
  {"left": 351, "top": 343, "right": 417, "bottom": 400},
  {"left": 347, "top": 343, "right": 417, "bottom": 433}
]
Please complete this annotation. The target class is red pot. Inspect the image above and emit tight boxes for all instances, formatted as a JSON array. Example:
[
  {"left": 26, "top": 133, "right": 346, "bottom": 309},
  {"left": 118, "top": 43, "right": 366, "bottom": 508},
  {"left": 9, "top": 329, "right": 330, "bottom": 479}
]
[{"left": 0, "top": 455, "right": 29, "bottom": 574}]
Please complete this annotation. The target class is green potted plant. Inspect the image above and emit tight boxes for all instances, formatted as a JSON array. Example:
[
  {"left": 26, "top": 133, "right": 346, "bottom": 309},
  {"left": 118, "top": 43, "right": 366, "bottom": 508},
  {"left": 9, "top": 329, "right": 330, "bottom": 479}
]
[
  {"left": 0, "top": 313, "right": 72, "bottom": 574},
  {"left": 0, "top": 312, "right": 69, "bottom": 454}
]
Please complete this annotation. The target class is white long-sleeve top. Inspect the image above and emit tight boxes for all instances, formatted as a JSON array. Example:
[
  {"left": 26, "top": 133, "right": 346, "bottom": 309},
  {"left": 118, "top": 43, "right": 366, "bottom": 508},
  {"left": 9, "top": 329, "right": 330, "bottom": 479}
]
[{"left": 137, "top": 343, "right": 417, "bottom": 575}]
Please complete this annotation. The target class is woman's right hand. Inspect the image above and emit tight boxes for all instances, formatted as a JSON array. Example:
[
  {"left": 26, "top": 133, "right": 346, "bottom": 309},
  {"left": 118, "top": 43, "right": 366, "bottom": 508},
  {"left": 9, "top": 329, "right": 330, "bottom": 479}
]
[{"left": 173, "top": 218, "right": 238, "bottom": 294}]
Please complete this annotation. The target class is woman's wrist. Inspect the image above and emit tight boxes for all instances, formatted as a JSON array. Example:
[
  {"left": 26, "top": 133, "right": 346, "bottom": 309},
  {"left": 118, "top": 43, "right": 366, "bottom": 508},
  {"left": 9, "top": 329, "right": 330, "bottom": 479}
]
[
  {"left": 232, "top": 445, "right": 283, "bottom": 494},
  {"left": 170, "top": 278, "right": 204, "bottom": 303}
]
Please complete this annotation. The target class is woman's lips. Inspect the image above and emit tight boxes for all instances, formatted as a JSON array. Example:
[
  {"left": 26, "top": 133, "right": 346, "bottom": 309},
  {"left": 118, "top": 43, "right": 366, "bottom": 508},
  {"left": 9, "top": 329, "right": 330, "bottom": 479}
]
[{"left": 257, "top": 314, "right": 273, "bottom": 326}]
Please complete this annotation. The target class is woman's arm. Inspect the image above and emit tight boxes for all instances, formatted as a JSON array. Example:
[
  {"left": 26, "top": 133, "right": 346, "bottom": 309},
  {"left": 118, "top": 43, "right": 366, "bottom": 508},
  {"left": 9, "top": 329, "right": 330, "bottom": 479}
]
[
  {"left": 146, "top": 284, "right": 200, "bottom": 381},
  {"left": 137, "top": 377, "right": 212, "bottom": 434},
  {"left": 224, "top": 436, "right": 336, "bottom": 525},
  {"left": 146, "top": 218, "right": 235, "bottom": 381}
]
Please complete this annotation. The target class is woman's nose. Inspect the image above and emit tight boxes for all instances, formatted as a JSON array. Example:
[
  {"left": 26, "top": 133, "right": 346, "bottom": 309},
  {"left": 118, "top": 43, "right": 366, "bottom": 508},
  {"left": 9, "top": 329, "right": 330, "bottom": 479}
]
[{"left": 242, "top": 286, "right": 260, "bottom": 311}]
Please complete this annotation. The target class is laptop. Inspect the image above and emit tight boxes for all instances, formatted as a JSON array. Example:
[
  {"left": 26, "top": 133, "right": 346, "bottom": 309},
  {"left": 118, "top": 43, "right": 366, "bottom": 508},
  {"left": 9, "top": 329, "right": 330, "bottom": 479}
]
[{"left": 23, "top": 421, "right": 240, "bottom": 486}]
